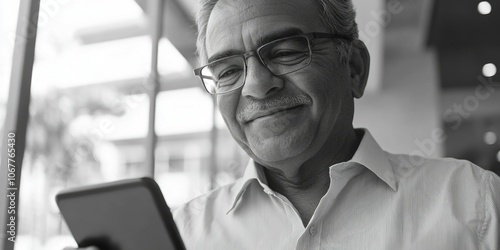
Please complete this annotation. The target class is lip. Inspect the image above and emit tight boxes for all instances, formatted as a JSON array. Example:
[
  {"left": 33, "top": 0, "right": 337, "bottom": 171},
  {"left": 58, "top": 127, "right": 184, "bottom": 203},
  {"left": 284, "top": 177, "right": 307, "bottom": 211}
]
[{"left": 244, "top": 105, "right": 303, "bottom": 123}]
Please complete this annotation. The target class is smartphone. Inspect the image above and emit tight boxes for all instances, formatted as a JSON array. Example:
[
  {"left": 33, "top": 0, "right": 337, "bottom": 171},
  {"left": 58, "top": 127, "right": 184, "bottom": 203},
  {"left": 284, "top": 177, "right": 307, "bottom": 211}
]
[{"left": 56, "top": 177, "right": 186, "bottom": 250}]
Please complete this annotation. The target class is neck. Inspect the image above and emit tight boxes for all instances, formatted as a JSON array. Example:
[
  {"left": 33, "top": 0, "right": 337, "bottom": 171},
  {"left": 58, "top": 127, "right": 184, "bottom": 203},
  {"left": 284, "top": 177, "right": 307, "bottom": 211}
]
[
  {"left": 262, "top": 128, "right": 361, "bottom": 225},
  {"left": 264, "top": 128, "right": 360, "bottom": 191}
]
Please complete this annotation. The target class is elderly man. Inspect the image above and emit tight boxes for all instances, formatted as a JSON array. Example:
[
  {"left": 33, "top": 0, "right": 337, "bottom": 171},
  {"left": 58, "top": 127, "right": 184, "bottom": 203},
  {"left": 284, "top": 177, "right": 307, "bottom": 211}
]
[{"left": 70, "top": 0, "right": 499, "bottom": 249}]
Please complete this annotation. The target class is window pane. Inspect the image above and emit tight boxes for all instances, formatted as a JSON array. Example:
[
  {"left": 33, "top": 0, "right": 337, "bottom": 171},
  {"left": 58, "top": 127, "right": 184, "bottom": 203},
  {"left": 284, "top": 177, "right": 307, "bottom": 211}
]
[{"left": 17, "top": 1, "right": 151, "bottom": 249}]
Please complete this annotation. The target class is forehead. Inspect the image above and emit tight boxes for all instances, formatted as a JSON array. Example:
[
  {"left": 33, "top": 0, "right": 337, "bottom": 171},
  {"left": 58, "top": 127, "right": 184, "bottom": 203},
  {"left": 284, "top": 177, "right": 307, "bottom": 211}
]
[{"left": 206, "top": 0, "right": 325, "bottom": 60}]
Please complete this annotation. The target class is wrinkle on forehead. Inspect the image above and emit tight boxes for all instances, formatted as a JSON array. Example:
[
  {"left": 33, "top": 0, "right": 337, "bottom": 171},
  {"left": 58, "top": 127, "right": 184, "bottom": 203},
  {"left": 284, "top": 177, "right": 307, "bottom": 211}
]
[
  {"left": 206, "top": 0, "right": 323, "bottom": 57},
  {"left": 213, "top": 0, "right": 308, "bottom": 20},
  {"left": 208, "top": 0, "right": 318, "bottom": 30}
]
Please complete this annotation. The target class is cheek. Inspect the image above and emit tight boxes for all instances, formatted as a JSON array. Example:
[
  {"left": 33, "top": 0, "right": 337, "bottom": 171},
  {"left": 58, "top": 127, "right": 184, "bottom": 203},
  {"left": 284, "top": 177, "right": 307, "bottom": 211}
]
[
  {"left": 217, "top": 94, "right": 245, "bottom": 134},
  {"left": 307, "top": 59, "right": 351, "bottom": 100},
  {"left": 291, "top": 62, "right": 341, "bottom": 102},
  {"left": 287, "top": 59, "right": 351, "bottom": 124},
  {"left": 217, "top": 95, "right": 237, "bottom": 118}
]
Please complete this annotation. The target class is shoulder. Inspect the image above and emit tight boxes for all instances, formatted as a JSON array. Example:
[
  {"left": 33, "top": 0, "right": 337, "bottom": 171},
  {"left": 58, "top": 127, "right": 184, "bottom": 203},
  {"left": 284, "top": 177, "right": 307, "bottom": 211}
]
[
  {"left": 384, "top": 152, "right": 500, "bottom": 202},
  {"left": 386, "top": 152, "right": 495, "bottom": 184},
  {"left": 171, "top": 178, "right": 244, "bottom": 227},
  {"left": 386, "top": 152, "right": 500, "bottom": 208},
  {"left": 171, "top": 178, "right": 250, "bottom": 247}
]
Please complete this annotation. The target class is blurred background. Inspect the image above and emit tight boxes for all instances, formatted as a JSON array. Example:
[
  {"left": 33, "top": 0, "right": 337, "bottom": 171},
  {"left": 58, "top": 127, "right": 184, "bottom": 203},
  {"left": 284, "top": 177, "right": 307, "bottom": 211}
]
[{"left": 0, "top": 0, "right": 499, "bottom": 249}]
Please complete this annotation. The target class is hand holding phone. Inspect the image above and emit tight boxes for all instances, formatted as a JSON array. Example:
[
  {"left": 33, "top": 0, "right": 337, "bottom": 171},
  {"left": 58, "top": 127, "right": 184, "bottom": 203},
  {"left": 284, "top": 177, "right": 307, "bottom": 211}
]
[{"left": 57, "top": 177, "right": 186, "bottom": 250}]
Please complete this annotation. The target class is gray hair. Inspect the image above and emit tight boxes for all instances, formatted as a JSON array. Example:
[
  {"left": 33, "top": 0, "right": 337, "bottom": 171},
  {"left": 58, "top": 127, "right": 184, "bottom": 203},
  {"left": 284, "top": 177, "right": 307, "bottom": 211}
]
[{"left": 195, "top": 0, "right": 359, "bottom": 65}]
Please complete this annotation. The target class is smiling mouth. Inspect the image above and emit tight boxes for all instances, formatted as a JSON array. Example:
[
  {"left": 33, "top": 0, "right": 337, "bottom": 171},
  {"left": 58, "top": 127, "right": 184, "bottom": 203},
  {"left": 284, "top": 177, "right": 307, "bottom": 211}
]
[{"left": 246, "top": 105, "right": 304, "bottom": 123}]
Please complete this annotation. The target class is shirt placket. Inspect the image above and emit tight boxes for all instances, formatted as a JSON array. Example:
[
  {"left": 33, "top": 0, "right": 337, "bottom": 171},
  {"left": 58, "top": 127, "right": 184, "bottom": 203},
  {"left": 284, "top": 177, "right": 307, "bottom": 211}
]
[
  {"left": 295, "top": 162, "right": 364, "bottom": 250},
  {"left": 261, "top": 186, "right": 305, "bottom": 250}
]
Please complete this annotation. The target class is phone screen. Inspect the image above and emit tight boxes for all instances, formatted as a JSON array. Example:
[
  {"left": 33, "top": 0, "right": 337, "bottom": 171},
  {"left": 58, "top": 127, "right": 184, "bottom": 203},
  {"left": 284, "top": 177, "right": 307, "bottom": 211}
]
[{"left": 56, "top": 178, "right": 186, "bottom": 250}]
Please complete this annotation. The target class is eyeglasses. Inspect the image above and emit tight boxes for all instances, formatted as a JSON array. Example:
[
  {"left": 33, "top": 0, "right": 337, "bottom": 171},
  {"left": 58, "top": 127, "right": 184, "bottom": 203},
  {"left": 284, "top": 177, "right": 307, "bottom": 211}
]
[{"left": 193, "top": 32, "right": 351, "bottom": 95}]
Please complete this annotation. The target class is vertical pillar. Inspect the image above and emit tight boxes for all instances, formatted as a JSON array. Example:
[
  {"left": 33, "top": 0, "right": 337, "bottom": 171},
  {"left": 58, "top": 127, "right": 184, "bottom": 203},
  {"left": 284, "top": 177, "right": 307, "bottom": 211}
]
[
  {"left": 145, "top": 0, "right": 165, "bottom": 177},
  {"left": 0, "top": 0, "right": 40, "bottom": 248}
]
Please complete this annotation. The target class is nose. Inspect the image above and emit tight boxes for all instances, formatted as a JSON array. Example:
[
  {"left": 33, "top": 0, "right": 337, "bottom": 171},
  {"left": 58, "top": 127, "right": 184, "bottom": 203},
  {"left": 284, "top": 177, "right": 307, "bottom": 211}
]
[{"left": 241, "top": 56, "right": 284, "bottom": 99}]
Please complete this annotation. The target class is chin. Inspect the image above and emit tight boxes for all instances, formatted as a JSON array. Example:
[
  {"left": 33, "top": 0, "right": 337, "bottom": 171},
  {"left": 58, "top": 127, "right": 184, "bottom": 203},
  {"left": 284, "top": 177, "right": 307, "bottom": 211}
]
[{"left": 247, "top": 133, "right": 313, "bottom": 165}]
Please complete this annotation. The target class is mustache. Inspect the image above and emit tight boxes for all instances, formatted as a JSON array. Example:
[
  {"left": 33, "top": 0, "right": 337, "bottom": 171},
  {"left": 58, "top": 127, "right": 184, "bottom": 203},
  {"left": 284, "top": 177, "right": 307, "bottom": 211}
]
[{"left": 237, "top": 94, "right": 312, "bottom": 122}]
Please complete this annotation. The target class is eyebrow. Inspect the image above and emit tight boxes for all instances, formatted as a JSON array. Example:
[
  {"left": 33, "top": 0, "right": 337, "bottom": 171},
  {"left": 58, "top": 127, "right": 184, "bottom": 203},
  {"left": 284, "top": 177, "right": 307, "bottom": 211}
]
[
  {"left": 208, "top": 49, "right": 242, "bottom": 64},
  {"left": 256, "top": 28, "right": 304, "bottom": 48},
  {"left": 207, "top": 28, "right": 305, "bottom": 63}
]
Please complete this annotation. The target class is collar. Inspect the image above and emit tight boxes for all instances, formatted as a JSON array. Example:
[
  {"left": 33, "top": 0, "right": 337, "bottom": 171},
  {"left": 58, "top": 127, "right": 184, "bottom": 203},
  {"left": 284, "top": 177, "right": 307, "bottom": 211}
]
[
  {"left": 226, "top": 160, "right": 269, "bottom": 214},
  {"left": 347, "top": 129, "right": 397, "bottom": 191},
  {"left": 226, "top": 128, "right": 397, "bottom": 214}
]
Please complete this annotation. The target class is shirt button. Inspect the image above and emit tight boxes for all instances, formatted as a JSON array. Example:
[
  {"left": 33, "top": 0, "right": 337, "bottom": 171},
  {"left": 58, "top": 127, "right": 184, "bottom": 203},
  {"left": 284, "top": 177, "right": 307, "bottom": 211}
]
[{"left": 309, "top": 226, "right": 317, "bottom": 236}]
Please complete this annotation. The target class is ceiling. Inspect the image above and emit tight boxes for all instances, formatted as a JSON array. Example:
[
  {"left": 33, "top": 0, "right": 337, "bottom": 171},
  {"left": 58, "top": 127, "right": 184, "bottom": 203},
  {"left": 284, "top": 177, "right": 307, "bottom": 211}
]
[{"left": 135, "top": 0, "right": 198, "bottom": 67}]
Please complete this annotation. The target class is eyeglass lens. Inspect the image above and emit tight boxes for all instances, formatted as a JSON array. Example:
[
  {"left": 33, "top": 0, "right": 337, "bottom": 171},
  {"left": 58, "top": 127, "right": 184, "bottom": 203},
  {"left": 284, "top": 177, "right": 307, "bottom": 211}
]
[{"left": 200, "top": 36, "right": 311, "bottom": 94}]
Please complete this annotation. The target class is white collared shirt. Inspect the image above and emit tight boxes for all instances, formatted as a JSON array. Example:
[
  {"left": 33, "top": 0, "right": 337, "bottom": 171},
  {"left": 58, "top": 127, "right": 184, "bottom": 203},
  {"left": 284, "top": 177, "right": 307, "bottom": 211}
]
[{"left": 172, "top": 129, "right": 500, "bottom": 250}]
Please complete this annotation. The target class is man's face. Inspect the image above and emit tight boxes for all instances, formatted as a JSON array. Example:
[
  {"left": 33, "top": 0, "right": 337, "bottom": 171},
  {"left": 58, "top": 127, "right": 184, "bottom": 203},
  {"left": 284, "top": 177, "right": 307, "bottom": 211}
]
[{"left": 206, "top": 0, "right": 361, "bottom": 169}]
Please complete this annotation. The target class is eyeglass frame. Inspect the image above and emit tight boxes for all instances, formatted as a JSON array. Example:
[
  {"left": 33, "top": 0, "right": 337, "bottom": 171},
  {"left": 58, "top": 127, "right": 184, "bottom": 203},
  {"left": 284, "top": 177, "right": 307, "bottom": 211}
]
[{"left": 193, "top": 32, "right": 352, "bottom": 95}]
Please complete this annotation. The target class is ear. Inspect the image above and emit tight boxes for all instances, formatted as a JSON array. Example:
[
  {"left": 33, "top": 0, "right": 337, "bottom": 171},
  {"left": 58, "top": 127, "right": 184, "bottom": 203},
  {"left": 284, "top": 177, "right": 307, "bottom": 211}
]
[{"left": 348, "top": 40, "right": 370, "bottom": 99}]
